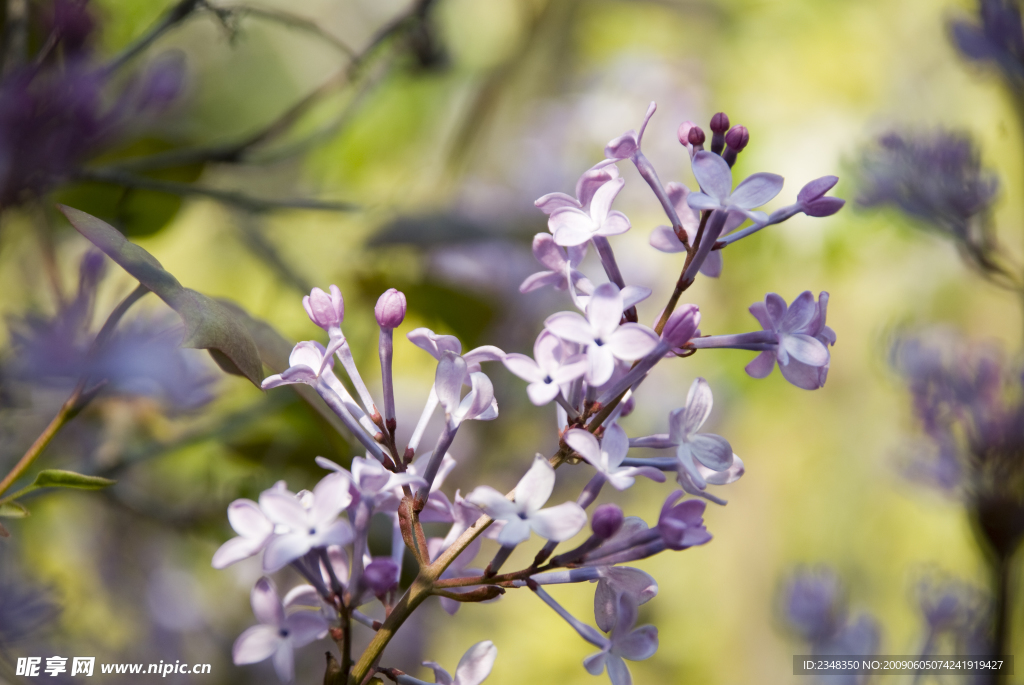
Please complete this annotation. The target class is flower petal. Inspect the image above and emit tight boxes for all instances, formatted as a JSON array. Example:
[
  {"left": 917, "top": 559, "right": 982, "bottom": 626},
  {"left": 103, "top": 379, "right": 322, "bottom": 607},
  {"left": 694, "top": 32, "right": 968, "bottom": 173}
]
[
  {"left": 587, "top": 346, "right": 617, "bottom": 386},
  {"left": 590, "top": 178, "right": 625, "bottom": 225},
  {"left": 251, "top": 577, "right": 284, "bottom": 626},
  {"left": 565, "top": 429, "right": 602, "bottom": 466},
  {"left": 453, "top": 640, "right": 498, "bottom": 685},
  {"left": 496, "top": 517, "right": 532, "bottom": 547},
  {"left": 285, "top": 611, "right": 329, "bottom": 647},
  {"left": 550, "top": 207, "right": 596, "bottom": 246},
  {"left": 529, "top": 502, "right": 588, "bottom": 541},
  {"left": 681, "top": 378, "right": 713, "bottom": 434},
  {"left": 729, "top": 172, "right": 784, "bottom": 209},
  {"left": 584, "top": 652, "right": 608, "bottom": 676},
  {"left": 781, "top": 334, "right": 829, "bottom": 366},
  {"left": 797, "top": 175, "right": 838, "bottom": 204},
  {"left": 606, "top": 324, "right": 659, "bottom": 361},
  {"left": 228, "top": 499, "right": 273, "bottom": 538},
  {"left": 779, "top": 359, "right": 827, "bottom": 390},
  {"left": 745, "top": 350, "right": 776, "bottom": 378},
  {"left": 698, "top": 250, "right": 723, "bottom": 278},
  {"left": 606, "top": 654, "right": 633, "bottom": 685},
  {"left": 616, "top": 625, "right": 659, "bottom": 661},
  {"left": 233, "top": 625, "right": 281, "bottom": 665},
  {"left": 259, "top": 491, "right": 307, "bottom": 530},
  {"left": 688, "top": 433, "right": 733, "bottom": 471},
  {"left": 780, "top": 291, "right": 818, "bottom": 332},
  {"left": 262, "top": 534, "right": 312, "bottom": 573},
  {"left": 691, "top": 151, "right": 732, "bottom": 200},
  {"left": 686, "top": 192, "right": 721, "bottom": 211},
  {"left": 602, "top": 423, "right": 629, "bottom": 469},
  {"left": 436, "top": 352, "right": 469, "bottom": 414},
  {"left": 502, "top": 354, "right": 543, "bottom": 383},
  {"left": 598, "top": 210, "right": 632, "bottom": 237},
  {"left": 515, "top": 455, "right": 555, "bottom": 513},
  {"left": 544, "top": 311, "right": 594, "bottom": 346},
  {"left": 587, "top": 283, "right": 625, "bottom": 339},
  {"left": 649, "top": 225, "right": 687, "bottom": 253},
  {"left": 526, "top": 380, "right": 561, "bottom": 406},
  {"left": 311, "top": 472, "right": 352, "bottom": 525},
  {"left": 465, "top": 485, "right": 518, "bottom": 520},
  {"left": 535, "top": 192, "right": 580, "bottom": 215}
]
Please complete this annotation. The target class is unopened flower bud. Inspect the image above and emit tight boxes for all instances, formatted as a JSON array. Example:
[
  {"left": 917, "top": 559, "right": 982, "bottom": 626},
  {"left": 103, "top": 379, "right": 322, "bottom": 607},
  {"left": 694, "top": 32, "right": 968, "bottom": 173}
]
[
  {"left": 797, "top": 176, "right": 846, "bottom": 217},
  {"left": 591, "top": 504, "right": 624, "bottom": 539},
  {"left": 375, "top": 288, "right": 407, "bottom": 329},
  {"left": 677, "top": 121, "right": 695, "bottom": 146},
  {"left": 619, "top": 396, "right": 635, "bottom": 418},
  {"left": 724, "top": 125, "right": 749, "bottom": 152},
  {"left": 363, "top": 558, "right": 399, "bottom": 597},
  {"left": 687, "top": 126, "right": 706, "bottom": 147},
  {"left": 710, "top": 112, "right": 730, "bottom": 134},
  {"left": 661, "top": 304, "right": 701, "bottom": 348},
  {"left": 710, "top": 112, "right": 729, "bottom": 155},
  {"left": 303, "top": 285, "right": 344, "bottom": 330}
]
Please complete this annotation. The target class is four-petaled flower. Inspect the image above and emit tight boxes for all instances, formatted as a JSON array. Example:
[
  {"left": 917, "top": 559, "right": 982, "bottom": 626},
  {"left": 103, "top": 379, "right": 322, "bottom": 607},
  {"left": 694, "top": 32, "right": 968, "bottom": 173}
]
[
  {"left": 629, "top": 378, "right": 735, "bottom": 489},
  {"left": 259, "top": 473, "right": 355, "bottom": 572},
  {"left": 583, "top": 594, "right": 659, "bottom": 685},
  {"left": 564, "top": 424, "right": 665, "bottom": 490},
  {"left": 232, "top": 578, "right": 328, "bottom": 682},
  {"left": 503, "top": 331, "right": 587, "bottom": 405},
  {"left": 746, "top": 291, "right": 834, "bottom": 390},
  {"left": 686, "top": 150, "right": 784, "bottom": 223},
  {"left": 548, "top": 178, "right": 632, "bottom": 247},
  {"left": 466, "top": 455, "right": 587, "bottom": 547},
  {"left": 544, "top": 283, "right": 660, "bottom": 386}
]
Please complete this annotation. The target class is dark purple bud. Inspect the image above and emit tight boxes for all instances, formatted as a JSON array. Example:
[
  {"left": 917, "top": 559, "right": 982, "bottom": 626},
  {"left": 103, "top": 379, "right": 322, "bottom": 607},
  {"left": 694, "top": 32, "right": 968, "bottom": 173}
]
[
  {"left": 375, "top": 288, "right": 407, "bottom": 329},
  {"left": 302, "top": 285, "right": 344, "bottom": 330},
  {"left": 45, "top": 0, "right": 96, "bottom": 56},
  {"left": 619, "top": 395, "right": 635, "bottom": 418},
  {"left": 591, "top": 504, "right": 624, "bottom": 539},
  {"left": 79, "top": 250, "right": 106, "bottom": 289},
  {"left": 798, "top": 176, "right": 839, "bottom": 203},
  {"left": 709, "top": 112, "right": 730, "bottom": 133},
  {"left": 363, "top": 558, "right": 399, "bottom": 597},
  {"left": 660, "top": 304, "right": 700, "bottom": 348},
  {"left": 687, "top": 126, "right": 706, "bottom": 146},
  {"left": 657, "top": 491, "right": 711, "bottom": 550},
  {"left": 724, "top": 126, "right": 749, "bottom": 152}
]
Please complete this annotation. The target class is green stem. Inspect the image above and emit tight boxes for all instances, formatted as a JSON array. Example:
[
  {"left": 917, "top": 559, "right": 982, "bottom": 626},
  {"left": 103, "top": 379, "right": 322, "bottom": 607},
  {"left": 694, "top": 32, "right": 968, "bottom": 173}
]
[{"left": 0, "top": 284, "right": 149, "bottom": 498}]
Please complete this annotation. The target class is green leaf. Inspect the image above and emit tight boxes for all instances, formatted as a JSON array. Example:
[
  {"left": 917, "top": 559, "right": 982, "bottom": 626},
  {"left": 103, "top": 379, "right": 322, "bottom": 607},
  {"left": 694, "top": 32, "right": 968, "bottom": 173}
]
[
  {"left": 57, "top": 205, "right": 264, "bottom": 386},
  {"left": 0, "top": 501, "right": 29, "bottom": 518},
  {"left": 33, "top": 470, "right": 116, "bottom": 490}
]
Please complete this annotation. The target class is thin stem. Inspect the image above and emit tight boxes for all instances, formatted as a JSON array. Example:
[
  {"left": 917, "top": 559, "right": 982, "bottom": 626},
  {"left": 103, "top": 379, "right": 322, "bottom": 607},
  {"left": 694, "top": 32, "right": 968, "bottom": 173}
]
[
  {"left": 106, "top": 0, "right": 206, "bottom": 72},
  {"left": 993, "top": 554, "right": 1012, "bottom": 685},
  {"left": 0, "top": 284, "right": 149, "bottom": 498}
]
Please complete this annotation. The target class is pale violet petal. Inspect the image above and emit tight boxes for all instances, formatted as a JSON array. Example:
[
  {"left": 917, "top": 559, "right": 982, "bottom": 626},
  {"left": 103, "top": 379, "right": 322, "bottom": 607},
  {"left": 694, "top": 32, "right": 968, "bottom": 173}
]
[
  {"left": 515, "top": 455, "right": 556, "bottom": 513},
  {"left": 688, "top": 433, "right": 733, "bottom": 471},
  {"left": 649, "top": 225, "right": 687, "bottom": 253},
  {"left": 690, "top": 151, "right": 732, "bottom": 200},
  {"left": 681, "top": 378, "right": 713, "bottom": 434},
  {"left": 233, "top": 625, "right": 281, "bottom": 665},
  {"left": 728, "top": 172, "right": 784, "bottom": 209},
  {"left": 452, "top": 641, "right": 498, "bottom": 685},
  {"left": 529, "top": 502, "right": 588, "bottom": 541}
]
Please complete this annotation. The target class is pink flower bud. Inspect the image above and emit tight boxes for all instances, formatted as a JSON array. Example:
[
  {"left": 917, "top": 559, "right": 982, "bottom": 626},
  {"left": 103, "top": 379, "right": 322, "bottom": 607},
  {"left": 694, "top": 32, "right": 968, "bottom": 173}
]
[
  {"left": 374, "top": 288, "right": 407, "bottom": 329},
  {"left": 591, "top": 504, "right": 624, "bottom": 539},
  {"left": 302, "top": 285, "right": 344, "bottom": 330}
]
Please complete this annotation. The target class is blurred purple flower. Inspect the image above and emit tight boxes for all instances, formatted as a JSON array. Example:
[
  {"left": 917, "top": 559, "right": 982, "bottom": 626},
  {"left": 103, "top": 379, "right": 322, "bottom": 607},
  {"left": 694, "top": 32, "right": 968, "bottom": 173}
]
[
  {"left": 950, "top": 0, "right": 1024, "bottom": 83},
  {"left": 781, "top": 566, "right": 847, "bottom": 643}
]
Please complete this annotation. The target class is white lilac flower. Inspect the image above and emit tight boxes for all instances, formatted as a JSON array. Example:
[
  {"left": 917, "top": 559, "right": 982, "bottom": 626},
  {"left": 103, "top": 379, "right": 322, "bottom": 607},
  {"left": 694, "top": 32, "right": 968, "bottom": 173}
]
[
  {"left": 406, "top": 328, "right": 505, "bottom": 375},
  {"left": 583, "top": 594, "right": 658, "bottom": 685},
  {"left": 547, "top": 178, "right": 632, "bottom": 247},
  {"left": 629, "top": 379, "right": 735, "bottom": 489},
  {"left": 544, "top": 283, "right": 660, "bottom": 386},
  {"left": 564, "top": 424, "right": 665, "bottom": 491},
  {"left": 232, "top": 578, "right": 328, "bottom": 683},
  {"left": 466, "top": 455, "right": 587, "bottom": 547},
  {"left": 503, "top": 330, "right": 587, "bottom": 406},
  {"left": 397, "top": 641, "right": 498, "bottom": 685},
  {"left": 258, "top": 473, "right": 355, "bottom": 572},
  {"left": 212, "top": 499, "right": 274, "bottom": 569},
  {"left": 686, "top": 150, "right": 784, "bottom": 224}
]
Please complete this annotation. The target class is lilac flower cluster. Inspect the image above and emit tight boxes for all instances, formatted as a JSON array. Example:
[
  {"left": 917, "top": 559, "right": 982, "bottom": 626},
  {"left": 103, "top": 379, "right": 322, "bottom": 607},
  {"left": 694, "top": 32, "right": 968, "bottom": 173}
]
[{"left": 214, "top": 104, "right": 845, "bottom": 684}]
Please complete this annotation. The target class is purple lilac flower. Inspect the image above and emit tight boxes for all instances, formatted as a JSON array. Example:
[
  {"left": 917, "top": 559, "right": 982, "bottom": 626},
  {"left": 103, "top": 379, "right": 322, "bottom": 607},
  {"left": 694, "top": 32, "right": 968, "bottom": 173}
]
[
  {"left": 629, "top": 379, "right": 736, "bottom": 489},
  {"left": 547, "top": 177, "right": 632, "bottom": 247},
  {"left": 593, "top": 566, "right": 658, "bottom": 633},
  {"left": 503, "top": 330, "right": 587, "bottom": 406},
  {"left": 466, "top": 455, "right": 587, "bottom": 547},
  {"left": 857, "top": 131, "right": 1004, "bottom": 280},
  {"left": 564, "top": 424, "right": 665, "bottom": 490},
  {"left": 544, "top": 283, "right": 659, "bottom": 386},
  {"left": 647, "top": 181, "right": 745, "bottom": 278},
  {"left": 781, "top": 567, "right": 847, "bottom": 643},
  {"left": 535, "top": 160, "right": 621, "bottom": 215},
  {"left": 435, "top": 353, "right": 499, "bottom": 427},
  {"left": 583, "top": 594, "right": 659, "bottom": 685},
  {"left": 232, "top": 578, "right": 328, "bottom": 682},
  {"left": 258, "top": 473, "right": 355, "bottom": 572},
  {"left": 691, "top": 291, "right": 834, "bottom": 390},
  {"left": 950, "top": 0, "right": 1024, "bottom": 84},
  {"left": 686, "top": 150, "right": 784, "bottom": 223}
]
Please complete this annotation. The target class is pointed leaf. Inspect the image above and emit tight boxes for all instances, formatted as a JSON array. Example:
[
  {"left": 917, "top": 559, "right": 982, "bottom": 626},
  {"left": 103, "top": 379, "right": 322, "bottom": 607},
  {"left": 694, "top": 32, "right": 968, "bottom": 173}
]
[
  {"left": 0, "top": 501, "right": 29, "bottom": 518},
  {"left": 58, "top": 205, "right": 263, "bottom": 386},
  {"left": 33, "top": 469, "right": 116, "bottom": 490}
]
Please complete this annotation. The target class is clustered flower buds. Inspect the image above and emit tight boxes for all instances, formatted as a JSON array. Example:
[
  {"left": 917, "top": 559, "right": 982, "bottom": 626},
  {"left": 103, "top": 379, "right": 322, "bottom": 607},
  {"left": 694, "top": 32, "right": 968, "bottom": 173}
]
[{"left": 214, "top": 101, "right": 845, "bottom": 685}]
